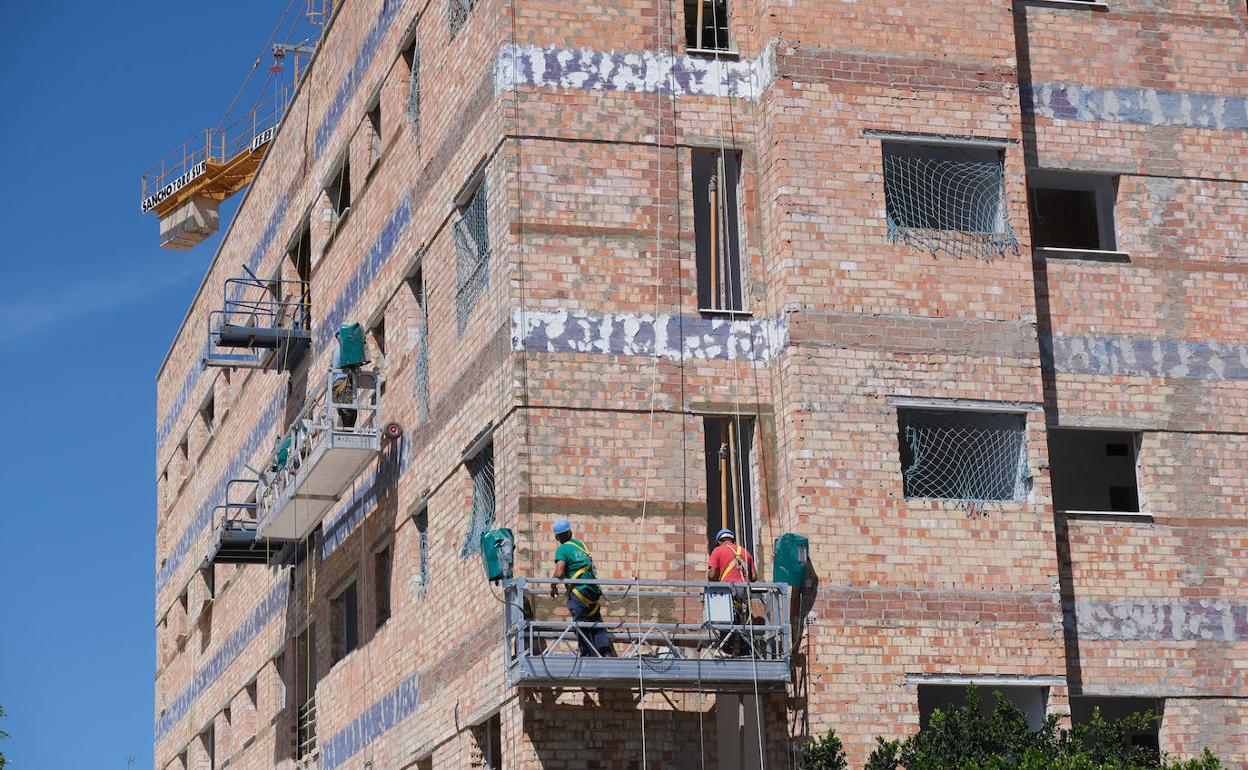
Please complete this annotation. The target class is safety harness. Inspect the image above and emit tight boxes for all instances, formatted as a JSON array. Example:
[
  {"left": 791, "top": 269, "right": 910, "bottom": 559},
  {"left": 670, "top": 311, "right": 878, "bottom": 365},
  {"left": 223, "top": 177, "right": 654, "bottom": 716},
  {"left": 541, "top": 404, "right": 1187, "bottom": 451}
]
[
  {"left": 718, "top": 543, "right": 750, "bottom": 582},
  {"left": 566, "top": 539, "right": 602, "bottom": 613}
]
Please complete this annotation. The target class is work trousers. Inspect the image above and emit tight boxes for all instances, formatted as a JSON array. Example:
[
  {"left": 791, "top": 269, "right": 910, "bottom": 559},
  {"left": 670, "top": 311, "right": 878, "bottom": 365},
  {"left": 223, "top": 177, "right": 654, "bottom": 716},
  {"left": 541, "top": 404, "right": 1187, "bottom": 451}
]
[{"left": 567, "top": 593, "right": 615, "bottom": 657}]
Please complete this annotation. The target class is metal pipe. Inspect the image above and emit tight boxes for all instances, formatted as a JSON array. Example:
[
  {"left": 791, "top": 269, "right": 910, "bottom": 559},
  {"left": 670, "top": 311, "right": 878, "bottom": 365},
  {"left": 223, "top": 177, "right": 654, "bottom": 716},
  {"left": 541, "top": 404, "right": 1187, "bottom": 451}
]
[
  {"left": 728, "top": 418, "right": 740, "bottom": 534},
  {"left": 708, "top": 174, "right": 719, "bottom": 309}
]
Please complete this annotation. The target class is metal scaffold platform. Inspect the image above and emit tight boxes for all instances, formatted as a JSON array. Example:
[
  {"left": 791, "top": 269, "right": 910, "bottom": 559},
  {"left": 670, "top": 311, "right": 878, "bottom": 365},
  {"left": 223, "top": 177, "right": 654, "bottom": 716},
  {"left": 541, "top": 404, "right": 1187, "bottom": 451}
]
[
  {"left": 202, "top": 479, "right": 295, "bottom": 566},
  {"left": 504, "top": 578, "right": 792, "bottom": 691},
  {"left": 256, "top": 367, "right": 382, "bottom": 542},
  {"left": 204, "top": 276, "right": 311, "bottom": 371}
]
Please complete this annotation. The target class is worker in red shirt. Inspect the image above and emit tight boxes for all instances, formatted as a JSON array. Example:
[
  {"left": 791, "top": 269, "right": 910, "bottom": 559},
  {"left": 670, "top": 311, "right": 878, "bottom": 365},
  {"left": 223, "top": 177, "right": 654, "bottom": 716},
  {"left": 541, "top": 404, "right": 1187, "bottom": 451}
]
[
  {"left": 707, "top": 528, "right": 758, "bottom": 656},
  {"left": 707, "top": 528, "right": 758, "bottom": 584}
]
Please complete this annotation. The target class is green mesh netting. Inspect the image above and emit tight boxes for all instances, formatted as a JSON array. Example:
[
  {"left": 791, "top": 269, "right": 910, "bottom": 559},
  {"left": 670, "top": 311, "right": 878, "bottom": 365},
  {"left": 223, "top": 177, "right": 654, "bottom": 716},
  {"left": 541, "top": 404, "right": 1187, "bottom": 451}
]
[
  {"left": 899, "top": 410, "right": 1029, "bottom": 503},
  {"left": 884, "top": 146, "right": 1019, "bottom": 260}
]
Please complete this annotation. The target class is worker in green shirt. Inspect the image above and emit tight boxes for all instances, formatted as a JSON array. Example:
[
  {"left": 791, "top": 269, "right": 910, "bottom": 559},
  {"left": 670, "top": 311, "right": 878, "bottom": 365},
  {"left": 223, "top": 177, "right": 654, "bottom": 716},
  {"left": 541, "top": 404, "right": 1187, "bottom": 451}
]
[{"left": 550, "top": 519, "right": 615, "bottom": 657}]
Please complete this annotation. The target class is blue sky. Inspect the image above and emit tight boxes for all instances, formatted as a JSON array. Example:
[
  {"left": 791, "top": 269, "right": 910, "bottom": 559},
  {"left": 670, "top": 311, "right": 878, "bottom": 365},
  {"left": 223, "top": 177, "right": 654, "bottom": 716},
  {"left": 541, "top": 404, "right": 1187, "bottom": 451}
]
[{"left": 0, "top": 2, "right": 311, "bottom": 766}]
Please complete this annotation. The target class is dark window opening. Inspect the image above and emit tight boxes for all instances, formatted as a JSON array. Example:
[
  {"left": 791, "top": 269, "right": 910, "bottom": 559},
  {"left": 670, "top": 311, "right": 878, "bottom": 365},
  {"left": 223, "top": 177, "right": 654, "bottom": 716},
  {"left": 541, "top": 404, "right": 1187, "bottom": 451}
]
[
  {"left": 1070, "top": 696, "right": 1162, "bottom": 758},
  {"left": 1028, "top": 171, "right": 1117, "bottom": 251},
  {"left": 330, "top": 580, "right": 359, "bottom": 663},
  {"left": 897, "top": 409, "right": 1028, "bottom": 502},
  {"left": 1048, "top": 429, "right": 1140, "bottom": 513},
  {"left": 703, "top": 415, "right": 755, "bottom": 555},
  {"left": 693, "top": 148, "right": 745, "bottom": 312},
  {"left": 199, "top": 725, "right": 215, "bottom": 770},
  {"left": 291, "top": 631, "right": 317, "bottom": 760},
  {"left": 326, "top": 156, "right": 351, "bottom": 225},
  {"left": 918, "top": 685, "right": 1048, "bottom": 732},
  {"left": 684, "top": 0, "right": 731, "bottom": 52},
  {"left": 374, "top": 543, "right": 392, "bottom": 628}
]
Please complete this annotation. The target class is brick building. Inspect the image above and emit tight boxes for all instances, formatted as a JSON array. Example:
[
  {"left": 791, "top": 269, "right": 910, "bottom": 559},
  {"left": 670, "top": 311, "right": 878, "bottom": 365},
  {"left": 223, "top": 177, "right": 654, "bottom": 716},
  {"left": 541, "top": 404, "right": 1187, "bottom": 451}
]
[{"left": 151, "top": 0, "right": 1247, "bottom": 767}]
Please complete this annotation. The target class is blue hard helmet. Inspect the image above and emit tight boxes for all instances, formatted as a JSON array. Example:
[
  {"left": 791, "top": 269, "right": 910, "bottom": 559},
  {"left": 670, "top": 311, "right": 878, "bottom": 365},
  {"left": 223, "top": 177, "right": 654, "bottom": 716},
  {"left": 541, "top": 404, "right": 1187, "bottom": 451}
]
[
  {"left": 715, "top": 528, "right": 735, "bottom": 542},
  {"left": 552, "top": 518, "right": 572, "bottom": 535}
]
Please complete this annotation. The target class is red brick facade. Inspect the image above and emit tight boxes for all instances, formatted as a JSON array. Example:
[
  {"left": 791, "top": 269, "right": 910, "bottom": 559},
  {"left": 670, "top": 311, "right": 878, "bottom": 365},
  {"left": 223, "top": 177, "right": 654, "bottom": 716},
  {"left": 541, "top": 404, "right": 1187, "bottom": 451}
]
[{"left": 152, "top": 0, "right": 1247, "bottom": 767}]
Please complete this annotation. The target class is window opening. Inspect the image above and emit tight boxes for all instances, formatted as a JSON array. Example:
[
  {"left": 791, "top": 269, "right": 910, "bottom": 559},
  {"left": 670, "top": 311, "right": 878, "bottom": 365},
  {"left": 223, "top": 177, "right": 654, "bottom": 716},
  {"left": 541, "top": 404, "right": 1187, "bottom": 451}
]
[
  {"left": 897, "top": 409, "right": 1029, "bottom": 503},
  {"left": 198, "top": 725, "right": 215, "bottom": 770},
  {"left": 408, "top": 267, "right": 430, "bottom": 421},
  {"left": 373, "top": 542, "right": 392, "bottom": 627},
  {"left": 703, "top": 415, "right": 755, "bottom": 555},
  {"left": 200, "top": 393, "right": 216, "bottom": 437},
  {"left": 404, "top": 42, "right": 421, "bottom": 130},
  {"left": 882, "top": 142, "right": 1017, "bottom": 260},
  {"left": 330, "top": 579, "right": 359, "bottom": 663},
  {"left": 693, "top": 149, "right": 745, "bottom": 312},
  {"left": 1048, "top": 429, "right": 1140, "bottom": 513},
  {"left": 286, "top": 220, "right": 312, "bottom": 331},
  {"left": 461, "top": 442, "right": 496, "bottom": 557},
  {"left": 684, "top": 0, "right": 731, "bottom": 52},
  {"left": 918, "top": 685, "right": 1048, "bottom": 731},
  {"left": 1028, "top": 172, "right": 1118, "bottom": 251},
  {"left": 367, "top": 100, "right": 382, "bottom": 169},
  {"left": 415, "top": 507, "right": 430, "bottom": 591},
  {"left": 448, "top": 0, "right": 477, "bottom": 39},
  {"left": 1070, "top": 696, "right": 1162, "bottom": 756},
  {"left": 326, "top": 155, "right": 351, "bottom": 227},
  {"left": 471, "top": 713, "right": 502, "bottom": 770},
  {"left": 454, "top": 177, "right": 490, "bottom": 334}
]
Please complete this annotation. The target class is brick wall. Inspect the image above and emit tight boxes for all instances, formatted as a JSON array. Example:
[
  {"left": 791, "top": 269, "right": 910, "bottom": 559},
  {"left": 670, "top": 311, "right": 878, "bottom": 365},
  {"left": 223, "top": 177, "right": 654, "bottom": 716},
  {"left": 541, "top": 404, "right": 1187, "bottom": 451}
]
[{"left": 153, "top": 0, "right": 1246, "bottom": 767}]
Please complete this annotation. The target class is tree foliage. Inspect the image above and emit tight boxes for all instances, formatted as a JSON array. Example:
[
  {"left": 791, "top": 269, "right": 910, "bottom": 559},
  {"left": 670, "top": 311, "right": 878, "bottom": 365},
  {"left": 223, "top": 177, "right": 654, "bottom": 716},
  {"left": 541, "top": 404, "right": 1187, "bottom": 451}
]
[
  {"left": 861, "top": 686, "right": 1221, "bottom": 770},
  {"left": 801, "top": 729, "right": 848, "bottom": 770}
]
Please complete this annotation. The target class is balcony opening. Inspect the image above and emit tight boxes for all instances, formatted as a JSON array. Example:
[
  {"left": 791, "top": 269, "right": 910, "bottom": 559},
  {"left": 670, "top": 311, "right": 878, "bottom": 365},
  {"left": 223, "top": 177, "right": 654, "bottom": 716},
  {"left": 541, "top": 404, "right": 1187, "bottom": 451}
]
[
  {"left": 1028, "top": 171, "right": 1118, "bottom": 252},
  {"left": 1070, "top": 696, "right": 1162, "bottom": 756},
  {"left": 703, "top": 415, "right": 755, "bottom": 554},
  {"left": 286, "top": 219, "right": 311, "bottom": 332},
  {"left": 684, "top": 0, "right": 731, "bottom": 53},
  {"left": 897, "top": 409, "right": 1029, "bottom": 503},
  {"left": 199, "top": 392, "right": 216, "bottom": 439},
  {"left": 918, "top": 684, "right": 1048, "bottom": 731},
  {"left": 414, "top": 506, "right": 430, "bottom": 593},
  {"left": 693, "top": 148, "right": 745, "bottom": 312},
  {"left": 1049, "top": 429, "right": 1140, "bottom": 513},
  {"left": 882, "top": 141, "right": 1017, "bottom": 260},
  {"left": 291, "top": 630, "right": 317, "bottom": 761}
]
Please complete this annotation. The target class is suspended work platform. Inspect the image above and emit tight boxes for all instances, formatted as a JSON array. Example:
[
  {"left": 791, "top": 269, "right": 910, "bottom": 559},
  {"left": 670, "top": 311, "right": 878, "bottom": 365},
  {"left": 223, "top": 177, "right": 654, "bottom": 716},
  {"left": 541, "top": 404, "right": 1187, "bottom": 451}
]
[
  {"left": 204, "top": 276, "right": 311, "bottom": 371},
  {"left": 202, "top": 480, "right": 296, "bottom": 566},
  {"left": 256, "top": 368, "right": 381, "bottom": 542},
  {"left": 504, "top": 578, "right": 792, "bottom": 691}
]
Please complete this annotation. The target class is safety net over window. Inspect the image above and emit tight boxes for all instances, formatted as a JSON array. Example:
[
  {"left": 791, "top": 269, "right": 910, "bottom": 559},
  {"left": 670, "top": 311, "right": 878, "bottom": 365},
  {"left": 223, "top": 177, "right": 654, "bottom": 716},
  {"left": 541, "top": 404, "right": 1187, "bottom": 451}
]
[
  {"left": 898, "top": 409, "right": 1029, "bottom": 503},
  {"left": 454, "top": 178, "right": 489, "bottom": 334},
  {"left": 882, "top": 142, "right": 1018, "bottom": 260},
  {"left": 461, "top": 443, "right": 495, "bottom": 557}
]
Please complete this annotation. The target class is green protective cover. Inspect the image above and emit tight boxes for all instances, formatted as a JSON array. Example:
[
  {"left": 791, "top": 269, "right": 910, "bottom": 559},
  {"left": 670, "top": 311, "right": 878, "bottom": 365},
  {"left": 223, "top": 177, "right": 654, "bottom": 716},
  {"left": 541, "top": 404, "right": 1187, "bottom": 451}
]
[
  {"left": 336, "top": 322, "right": 366, "bottom": 368},
  {"left": 273, "top": 436, "right": 292, "bottom": 471},
  {"left": 772, "top": 532, "right": 809, "bottom": 587},
  {"left": 480, "top": 527, "right": 515, "bottom": 581}
]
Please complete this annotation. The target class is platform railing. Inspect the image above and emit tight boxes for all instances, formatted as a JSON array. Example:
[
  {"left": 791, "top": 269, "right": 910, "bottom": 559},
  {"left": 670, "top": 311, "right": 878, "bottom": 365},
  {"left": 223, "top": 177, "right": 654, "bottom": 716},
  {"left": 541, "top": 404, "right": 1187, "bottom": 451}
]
[
  {"left": 205, "top": 276, "right": 310, "bottom": 368},
  {"left": 504, "top": 578, "right": 791, "bottom": 690}
]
